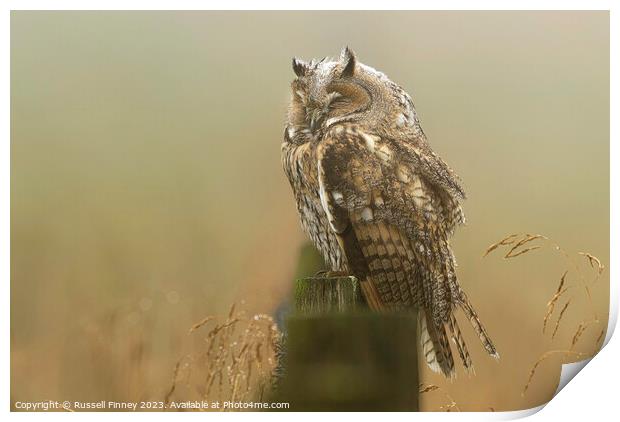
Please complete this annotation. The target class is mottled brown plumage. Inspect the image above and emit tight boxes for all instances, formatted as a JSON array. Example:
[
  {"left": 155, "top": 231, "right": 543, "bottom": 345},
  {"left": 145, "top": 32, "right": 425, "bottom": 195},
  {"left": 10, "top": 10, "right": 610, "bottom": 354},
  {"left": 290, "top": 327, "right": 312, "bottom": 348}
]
[{"left": 282, "top": 48, "right": 498, "bottom": 378}]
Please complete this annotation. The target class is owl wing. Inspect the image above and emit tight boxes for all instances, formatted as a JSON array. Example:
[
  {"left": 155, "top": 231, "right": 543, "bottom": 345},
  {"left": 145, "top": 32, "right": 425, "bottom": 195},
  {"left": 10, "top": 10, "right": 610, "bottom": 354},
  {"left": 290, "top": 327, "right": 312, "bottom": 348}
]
[
  {"left": 398, "top": 134, "right": 466, "bottom": 235},
  {"left": 317, "top": 127, "right": 458, "bottom": 308},
  {"left": 317, "top": 126, "right": 469, "bottom": 377}
]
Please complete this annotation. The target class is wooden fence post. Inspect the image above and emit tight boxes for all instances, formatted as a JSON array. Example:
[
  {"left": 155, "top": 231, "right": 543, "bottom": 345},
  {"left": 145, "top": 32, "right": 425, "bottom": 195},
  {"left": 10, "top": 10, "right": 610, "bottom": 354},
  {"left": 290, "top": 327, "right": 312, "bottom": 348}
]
[{"left": 274, "top": 275, "right": 419, "bottom": 411}]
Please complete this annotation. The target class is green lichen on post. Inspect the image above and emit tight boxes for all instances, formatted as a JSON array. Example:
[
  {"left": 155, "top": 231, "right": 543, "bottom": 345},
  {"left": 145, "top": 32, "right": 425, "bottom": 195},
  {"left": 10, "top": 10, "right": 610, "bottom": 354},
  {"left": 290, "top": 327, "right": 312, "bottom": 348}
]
[{"left": 294, "top": 276, "right": 363, "bottom": 315}]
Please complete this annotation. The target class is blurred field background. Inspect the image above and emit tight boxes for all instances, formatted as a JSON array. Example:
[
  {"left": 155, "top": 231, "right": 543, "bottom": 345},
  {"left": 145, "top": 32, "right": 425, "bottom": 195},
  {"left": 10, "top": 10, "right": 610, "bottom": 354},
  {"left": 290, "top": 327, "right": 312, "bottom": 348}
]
[{"left": 11, "top": 11, "right": 608, "bottom": 411}]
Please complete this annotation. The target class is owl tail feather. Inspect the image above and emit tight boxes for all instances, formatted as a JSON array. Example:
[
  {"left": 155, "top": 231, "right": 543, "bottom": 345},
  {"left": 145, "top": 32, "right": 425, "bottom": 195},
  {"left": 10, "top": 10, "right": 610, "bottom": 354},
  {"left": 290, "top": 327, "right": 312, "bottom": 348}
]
[
  {"left": 447, "top": 314, "right": 474, "bottom": 374},
  {"left": 458, "top": 292, "right": 500, "bottom": 359},
  {"left": 362, "top": 280, "right": 458, "bottom": 378},
  {"left": 418, "top": 311, "right": 456, "bottom": 379}
]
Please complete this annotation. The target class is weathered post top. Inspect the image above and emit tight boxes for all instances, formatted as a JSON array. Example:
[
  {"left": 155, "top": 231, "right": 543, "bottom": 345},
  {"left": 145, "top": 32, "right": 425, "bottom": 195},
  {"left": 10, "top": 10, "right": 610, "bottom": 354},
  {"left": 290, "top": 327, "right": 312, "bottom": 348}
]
[{"left": 276, "top": 273, "right": 419, "bottom": 411}]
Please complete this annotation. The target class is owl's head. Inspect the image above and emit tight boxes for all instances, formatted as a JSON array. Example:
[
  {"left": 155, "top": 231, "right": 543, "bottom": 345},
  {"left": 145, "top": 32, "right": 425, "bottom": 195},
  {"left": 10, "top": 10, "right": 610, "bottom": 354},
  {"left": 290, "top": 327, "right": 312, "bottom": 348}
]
[{"left": 286, "top": 47, "right": 419, "bottom": 141}]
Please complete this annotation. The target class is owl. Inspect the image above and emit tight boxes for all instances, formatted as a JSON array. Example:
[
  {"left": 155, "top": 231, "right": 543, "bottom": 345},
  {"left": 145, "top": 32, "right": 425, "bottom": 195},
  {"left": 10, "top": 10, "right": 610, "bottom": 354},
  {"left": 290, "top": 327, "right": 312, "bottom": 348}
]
[{"left": 281, "top": 47, "right": 499, "bottom": 378}]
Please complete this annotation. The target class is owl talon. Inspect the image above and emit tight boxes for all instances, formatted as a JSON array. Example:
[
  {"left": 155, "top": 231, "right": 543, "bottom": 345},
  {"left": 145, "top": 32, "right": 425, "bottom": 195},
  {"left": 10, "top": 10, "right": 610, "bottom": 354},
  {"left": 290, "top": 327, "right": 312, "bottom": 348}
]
[{"left": 313, "top": 270, "right": 349, "bottom": 278}]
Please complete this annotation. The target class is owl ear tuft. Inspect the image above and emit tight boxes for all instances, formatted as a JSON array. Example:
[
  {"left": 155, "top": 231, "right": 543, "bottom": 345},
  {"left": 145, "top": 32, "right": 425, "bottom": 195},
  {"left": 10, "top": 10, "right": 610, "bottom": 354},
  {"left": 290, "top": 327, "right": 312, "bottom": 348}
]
[
  {"left": 292, "top": 57, "right": 308, "bottom": 77},
  {"left": 340, "top": 46, "right": 356, "bottom": 78}
]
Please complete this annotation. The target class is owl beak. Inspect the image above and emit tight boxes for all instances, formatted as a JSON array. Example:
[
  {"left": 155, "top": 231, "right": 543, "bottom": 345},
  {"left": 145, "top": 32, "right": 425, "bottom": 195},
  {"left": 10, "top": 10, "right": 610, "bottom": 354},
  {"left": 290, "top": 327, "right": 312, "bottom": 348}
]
[
  {"left": 310, "top": 115, "right": 319, "bottom": 132},
  {"left": 309, "top": 109, "right": 325, "bottom": 132}
]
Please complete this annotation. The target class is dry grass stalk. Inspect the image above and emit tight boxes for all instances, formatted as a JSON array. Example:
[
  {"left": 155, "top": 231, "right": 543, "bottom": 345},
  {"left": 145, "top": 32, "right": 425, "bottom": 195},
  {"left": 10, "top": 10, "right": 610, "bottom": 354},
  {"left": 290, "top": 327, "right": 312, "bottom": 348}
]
[
  {"left": 483, "top": 233, "right": 547, "bottom": 259},
  {"left": 188, "top": 316, "right": 215, "bottom": 334},
  {"left": 551, "top": 300, "right": 571, "bottom": 339},
  {"left": 488, "top": 234, "right": 604, "bottom": 340},
  {"left": 419, "top": 383, "right": 461, "bottom": 412},
  {"left": 441, "top": 402, "right": 459, "bottom": 412},
  {"left": 570, "top": 324, "right": 586, "bottom": 349},
  {"left": 482, "top": 233, "right": 520, "bottom": 257},
  {"left": 570, "top": 320, "right": 598, "bottom": 350},
  {"left": 543, "top": 271, "right": 569, "bottom": 333},
  {"left": 579, "top": 252, "right": 604, "bottom": 275},
  {"left": 522, "top": 350, "right": 589, "bottom": 396},
  {"left": 505, "top": 245, "right": 542, "bottom": 258},
  {"left": 504, "top": 234, "right": 546, "bottom": 258},
  {"left": 204, "top": 316, "right": 241, "bottom": 398},
  {"left": 164, "top": 304, "right": 279, "bottom": 410},
  {"left": 485, "top": 232, "right": 606, "bottom": 401},
  {"left": 418, "top": 383, "right": 440, "bottom": 394}
]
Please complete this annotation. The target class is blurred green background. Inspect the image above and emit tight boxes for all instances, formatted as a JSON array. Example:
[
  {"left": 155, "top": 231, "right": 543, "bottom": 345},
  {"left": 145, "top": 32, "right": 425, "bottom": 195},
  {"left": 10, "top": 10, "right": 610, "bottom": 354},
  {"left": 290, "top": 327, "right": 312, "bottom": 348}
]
[{"left": 11, "top": 11, "right": 608, "bottom": 411}]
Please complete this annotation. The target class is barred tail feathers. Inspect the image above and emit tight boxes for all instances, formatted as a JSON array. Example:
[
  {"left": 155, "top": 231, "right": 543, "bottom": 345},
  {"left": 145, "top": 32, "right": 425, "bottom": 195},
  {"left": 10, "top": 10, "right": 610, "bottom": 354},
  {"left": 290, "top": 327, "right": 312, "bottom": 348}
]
[
  {"left": 459, "top": 292, "right": 500, "bottom": 359},
  {"left": 418, "top": 310, "right": 455, "bottom": 379},
  {"left": 447, "top": 314, "right": 474, "bottom": 373}
]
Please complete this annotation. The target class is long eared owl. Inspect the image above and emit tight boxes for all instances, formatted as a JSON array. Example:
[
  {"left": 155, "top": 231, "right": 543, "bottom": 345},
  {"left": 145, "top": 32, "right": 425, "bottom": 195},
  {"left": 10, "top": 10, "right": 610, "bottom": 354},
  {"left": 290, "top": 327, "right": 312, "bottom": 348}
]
[{"left": 281, "top": 47, "right": 499, "bottom": 378}]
